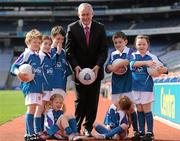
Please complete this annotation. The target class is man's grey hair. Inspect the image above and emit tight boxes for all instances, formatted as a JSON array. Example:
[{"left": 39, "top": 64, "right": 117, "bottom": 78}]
[{"left": 78, "top": 3, "right": 93, "bottom": 14}]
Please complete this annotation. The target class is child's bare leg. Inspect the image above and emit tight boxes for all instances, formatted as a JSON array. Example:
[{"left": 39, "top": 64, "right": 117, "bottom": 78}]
[
  {"left": 142, "top": 102, "right": 151, "bottom": 113},
  {"left": 27, "top": 104, "right": 36, "bottom": 114}
]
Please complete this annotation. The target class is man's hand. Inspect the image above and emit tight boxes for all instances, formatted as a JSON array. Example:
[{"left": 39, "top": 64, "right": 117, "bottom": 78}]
[
  {"left": 92, "top": 65, "right": 100, "bottom": 79},
  {"left": 75, "top": 66, "right": 82, "bottom": 80}
]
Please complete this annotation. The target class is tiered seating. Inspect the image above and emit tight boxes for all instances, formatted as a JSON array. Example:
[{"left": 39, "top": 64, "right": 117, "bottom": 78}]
[
  {"left": 133, "top": 18, "right": 180, "bottom": 29},
  {"left": 22, "top": 21, "right": 53, "bottom": 32},
  {"left": 105, "top": 21, "right": 132, "bottom": 31},
  {"left": 159, "top": 50, "right": 180, "bottom": 71},
  {"left": 0, "top": 50, "right": 13, "bottom": 89},
  {"left": 0, "top": 21, "right": 17, "bottom": 32},
  {"left": 22, "top": 20, "right": 72, "bottom": 32}
]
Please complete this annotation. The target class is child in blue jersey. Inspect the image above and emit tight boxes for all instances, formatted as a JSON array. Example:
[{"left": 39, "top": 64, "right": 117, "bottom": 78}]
[
  {"left": 106, "top": 31, "right": 139, "bottom": 139},
  {"left": 93, "top": 95, "right": 131, "bottom": 140},
  {"left": 106, "top": 31, "right": 133, "bottom": 102},
  {"left": 39, "top": 35, "right": 53, "bottom": 102},
  {"left": 50, "top": 26, "right": 73, "bottom": 98},
  {"left": 130, "top": 35, "right": 168, "bottom": 141},
  {"left": 44, "top": 94, "right": 80, "bottom": 140},
  {"left": 10, "top": 29, "right": 45, "bottom": 141},
  {"left": 37, "top": 35, "right": 53, "bottom": 135}
]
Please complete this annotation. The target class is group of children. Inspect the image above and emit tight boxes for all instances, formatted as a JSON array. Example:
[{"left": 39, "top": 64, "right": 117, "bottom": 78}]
[
  {"left": 11, "top": 26, "right": 167, "bottom": 141},
  {"left": 10, "top": 27, "right": 80, "bottom": 141},
  {"left": 94, "top": 32, "right": 167, "bottom": 141}
]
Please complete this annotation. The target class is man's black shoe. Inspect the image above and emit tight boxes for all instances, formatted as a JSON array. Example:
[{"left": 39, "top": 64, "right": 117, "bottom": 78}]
[
  {"left": 142, "top": 133, "right": 154, "bottom": 141},
  {"left": 83, "top": 129, "right": 92, "bottom": 137},
  {"left": 131, "top": 132, "right": 141, "bottom": 140}
]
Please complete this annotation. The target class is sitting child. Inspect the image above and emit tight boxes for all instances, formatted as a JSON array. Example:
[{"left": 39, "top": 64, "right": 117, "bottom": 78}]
[
  {"left": 44, "top": 94, "right": 80, "bottom": 140},
  {"left": 93, "top": 95, "right": 131, "bottom": 140}
]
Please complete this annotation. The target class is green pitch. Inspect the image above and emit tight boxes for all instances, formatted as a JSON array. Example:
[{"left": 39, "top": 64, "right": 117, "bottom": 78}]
[{"left": 0, "top": 90, "right": 26, "bottom": 125}]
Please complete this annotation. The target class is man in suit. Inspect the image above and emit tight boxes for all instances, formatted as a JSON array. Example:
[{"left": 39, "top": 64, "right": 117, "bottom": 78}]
[{"left": 65, "top": 3, "right": 108, "bottom": 137}]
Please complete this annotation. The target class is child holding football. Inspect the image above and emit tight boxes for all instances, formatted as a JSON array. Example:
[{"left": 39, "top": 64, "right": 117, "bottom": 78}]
[
  {"left": 106, "top": 31, "right": 133, "bottom": 101},
  {"left": 130, "top": 35, "right": 168, "bottom": 141},
  {"left": 11, "top": 29, "right": 45, "bottom": 140},
  {"left": 105, "top": 31, "right": 139, "bottom": 139}
]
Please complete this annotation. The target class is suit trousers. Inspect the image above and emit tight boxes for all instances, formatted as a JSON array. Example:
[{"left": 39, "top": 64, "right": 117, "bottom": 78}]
[{"left": 75, "top": 79, "right": 101, "bottom": 132}]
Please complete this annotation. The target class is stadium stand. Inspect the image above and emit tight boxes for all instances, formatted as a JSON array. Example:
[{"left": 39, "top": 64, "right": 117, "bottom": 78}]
[
  {"left": 0, "top": 48, "right": 13, "bottom": 89},
  {"left": 158, "top": 43, "right": 180, "bottom": 72},
  {"left": 133, "top": 18, "right": 180, "bottom": 29},
  {"left": 0, "top": 21, "right": 17, "bottom": 32},
  {"left": 0, "top": 0, "right": 179, "bottom": 89}
]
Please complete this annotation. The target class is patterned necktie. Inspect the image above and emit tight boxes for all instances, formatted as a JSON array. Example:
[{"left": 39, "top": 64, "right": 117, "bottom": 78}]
[{"left": 85, "top": 26, "right": 90, "bottom": 47}]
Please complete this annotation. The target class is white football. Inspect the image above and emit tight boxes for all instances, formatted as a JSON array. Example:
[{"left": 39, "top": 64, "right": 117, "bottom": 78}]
[
  {"left": 79, "top": 68, "right": 96, "bottom": 85},
  {"left": 112, "top": 58, "right": 124, "bottom": 67},
  {"left": 147, "top": 60, "right": 163, "bottom": 77},
  {"left": 112, "top": 58, "right": 127, "bottom": 75},
  {"left": 19, "top": 64, "right": 35, "bottom": 82},
  {"left": 114, "top": 66, "right": 127, "bottom": 75}
]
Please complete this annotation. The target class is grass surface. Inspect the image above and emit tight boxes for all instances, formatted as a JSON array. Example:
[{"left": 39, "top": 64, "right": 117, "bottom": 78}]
[{"left": 0, "top": 90, "right": 26, "bottom": 125}]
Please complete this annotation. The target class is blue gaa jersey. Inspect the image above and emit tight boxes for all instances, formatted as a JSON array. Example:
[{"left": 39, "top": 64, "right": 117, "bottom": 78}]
[
  {"left": 104, "top": 104, "right": 128, "bottom": 129},
  {"left": 106, "top": 47, "right": 133, "bottom": 94},
  {"left": 39, "top": 51, "right": 53, "bottom": 91},
  {"left": 51, "top": 47, "right": 72, "bottom": 91},
  {"left": 44, "top": 108, "right": 63, "bottom": 134},
  {"left": 10, "top": 48, "right": 43, "bottom": 96},
  {"left": 130, "top": 51, "right": 163, "bottom": 92}
]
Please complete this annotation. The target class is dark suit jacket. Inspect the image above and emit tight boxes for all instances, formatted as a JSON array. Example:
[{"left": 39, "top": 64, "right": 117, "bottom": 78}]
[{"left": 65, "top": 20, "right": 108, "bottom": 81}]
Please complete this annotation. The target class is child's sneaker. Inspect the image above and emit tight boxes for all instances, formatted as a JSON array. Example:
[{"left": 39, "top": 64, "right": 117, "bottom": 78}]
[
  {"left": 131, "top": 132, "right": 141, "bottom": 140},
  {"left": 72, "top": 135, "right": 85, "bottom": 141},
  {"left": 24, "top": 135, "right": 28, "bottom": 141},
  {"left": 36, "top": 132, "right": 48, "bottom": 141},
  {"left": 28, "top": 134, "right": 38, "bottom": 141},
  {"left": 74, "top": 132, "right": 80, "bottom": 136},
  {"left": 139, "top": 132, "right": 145, "bottom": 138},
  {"left": 53, "top": 133, "right": 65, "bottom": 140},
  {"left": 68, "top": 133, "right": 88, "bottom": 141},
  {"left": 94, "top": 133, "right": 106, "bottom": 139},
  {"left": 142, "top": 133, "right": 154, "bottom": 141},
  {"left": 68, "top": 134, "right": 76, "bottom": 140}
]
